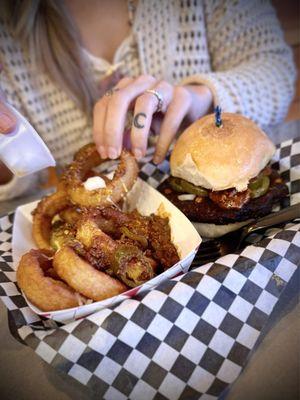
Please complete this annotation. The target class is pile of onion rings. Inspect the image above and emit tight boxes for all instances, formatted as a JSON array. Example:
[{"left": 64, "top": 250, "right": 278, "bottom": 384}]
[{"left": 17, "top": 144, "right": 179, "bottom": 311}]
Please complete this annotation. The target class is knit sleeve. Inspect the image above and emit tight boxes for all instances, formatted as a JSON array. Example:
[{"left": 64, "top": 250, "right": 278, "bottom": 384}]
[{"left": 181, "top": 0, "right": 296, "bottom": 127}]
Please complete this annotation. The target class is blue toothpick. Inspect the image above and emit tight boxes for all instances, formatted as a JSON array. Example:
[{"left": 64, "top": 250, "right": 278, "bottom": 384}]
[{"left": 215, "top": 106, "right": 222, "bottom": 127}]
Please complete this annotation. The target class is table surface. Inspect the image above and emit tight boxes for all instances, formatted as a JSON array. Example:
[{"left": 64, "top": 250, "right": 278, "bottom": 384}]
[{"left": 0, "top": 121, "right": 299, "bottom": 400}]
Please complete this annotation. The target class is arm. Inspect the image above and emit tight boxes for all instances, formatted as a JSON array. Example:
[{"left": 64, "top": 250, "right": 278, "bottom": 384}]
[
  {"left": 181, "top": 0, "right": 296, "bottom": 126},
  {"left": 0, "top": 73, "right": 40, "bottom": 200},
  {"left": 0, "top": 100, "right": 16, "bottom": 184}
]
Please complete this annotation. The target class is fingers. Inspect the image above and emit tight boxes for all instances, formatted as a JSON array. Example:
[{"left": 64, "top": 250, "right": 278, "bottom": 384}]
[
  {"left": 93, "top": 76, "right": 205, "bottom": 164},
  {"left": 93, "top": 96, "right": 109, "bottom": 158},
  {"left": 0, "top": 101, "right": 17, "bottom": 134},
  {"left": 102, "top": 75, "right": 156, "bottom": 159},
  {"left": 93, "top": 77, "right": 133, "bottom": 159},
  {"left": 130, "top": 81, "right": 174, "bottom": 159},
  {"left": 150, "top": 114, "right": 163, "bottom": 136},
  {"left": 153, "top": 86, "right": 192, "bottom": 164}
]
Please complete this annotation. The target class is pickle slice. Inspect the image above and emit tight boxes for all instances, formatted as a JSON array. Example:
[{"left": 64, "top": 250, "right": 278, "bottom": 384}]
[
  {"left": 169, "top": 177, "right": 186, "bottom": 193},
  {"left": 249, "top": 175, "right": 270, "bottom": 199},
  {"left": 50, "top": 221, "right": 75, "bottom": 251},
  {"left": 169, "top": 177, "right": 208, "bottom": 196}
]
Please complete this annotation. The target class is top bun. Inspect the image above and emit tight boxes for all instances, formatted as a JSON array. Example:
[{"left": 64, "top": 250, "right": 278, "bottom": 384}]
[{"left": 170, "top": 113, "right": 275, "bottom": 192}]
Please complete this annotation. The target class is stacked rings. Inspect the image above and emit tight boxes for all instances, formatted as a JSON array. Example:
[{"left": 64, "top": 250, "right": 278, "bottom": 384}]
[
  {"left": 145, "top": 89, "right": 164, "bottom": 113},
  {"left": 105, "top": 87, "right": 120, "bottom": 97}
]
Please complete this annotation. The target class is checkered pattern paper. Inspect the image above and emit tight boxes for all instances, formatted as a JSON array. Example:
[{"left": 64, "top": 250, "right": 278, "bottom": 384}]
[{"left": 0, "top": 138, "right": 299, "bottom": 400}]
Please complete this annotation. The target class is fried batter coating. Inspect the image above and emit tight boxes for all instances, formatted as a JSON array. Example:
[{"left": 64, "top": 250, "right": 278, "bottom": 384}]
[
  {"left": 148, "top": 215, "right": 180, "bottom": 270},
  {"left": 53, "top": 246, "right": 127, "bottom": 301},
  {"left": 75, "top": 213, "right": 156, "bottom": 286},
  {"left": 99, "top": 207, "right": 179, "bottom": 269},
  {"left": 50, "top": 221, "right": 77, "bottom": 251},
  {"left": 32, "top": 191, "right": 70, "bottom": 251},
  {"left": 17, "top": 249, "right": 81, "bottom": 311},
  {"left": 24, "top": 141, "right": 181, "bottom": 314},
  {"left": 61, "top": 144, "right": 138, "bottom": 208},
  {"left": 111, "top": 243, "right": 156, "bottom": 287},
  {"left": 75, "top": 215, "right": 113, "bottom": 268},
  {"left": 59, "top": 206, "right": 82, "bottom": 225}
]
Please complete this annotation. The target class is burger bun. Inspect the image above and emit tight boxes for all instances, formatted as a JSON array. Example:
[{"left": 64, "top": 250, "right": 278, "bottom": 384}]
[{"left": 170, "top": 113, "right": 275, "bottom": 192}]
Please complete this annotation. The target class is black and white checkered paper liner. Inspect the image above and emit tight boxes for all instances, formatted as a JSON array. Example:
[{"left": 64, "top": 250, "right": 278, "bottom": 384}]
[{"left": 0, "top": 138, "right": 299, "bottom": 400}]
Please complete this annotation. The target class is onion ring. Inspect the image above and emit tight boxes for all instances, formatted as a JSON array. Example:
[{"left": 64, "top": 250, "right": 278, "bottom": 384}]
[
  {"left": 96, "top": 207, "right": 180, "bottom": 269},
  {"left": 17, "top": 249, "right": 81, "bottom": 311},
  {"left": 32, "top": 190, "right": 70, "bottom": 251},
  {"left": 61, "top": 143, "right": 138, "bottom": 208},
  {"left": 53, "top": 246, "right": 127, "bottom": 301},
  {"left": 59, "top": 206, "right": 82, "bottom": 225},
  {"left": 75, "top": 214, "right": 155, "bottom": 287},
  {"left": 50, "top": 221, "right": 77, "bottom": 251}
]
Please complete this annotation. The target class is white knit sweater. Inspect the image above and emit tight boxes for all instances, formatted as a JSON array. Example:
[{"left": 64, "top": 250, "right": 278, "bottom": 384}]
[{"left": 0, "top": 0, "right": 296, "bottom": 200}]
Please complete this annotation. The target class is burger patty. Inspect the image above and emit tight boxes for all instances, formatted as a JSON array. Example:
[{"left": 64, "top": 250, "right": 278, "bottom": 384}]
[{"left": 158, "top": 170, "right": 288, "bottom": 224}]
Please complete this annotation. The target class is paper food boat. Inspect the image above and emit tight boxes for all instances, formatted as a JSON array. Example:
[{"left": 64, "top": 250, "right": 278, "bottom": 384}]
[{"left": 12, "top": 178, "right": 201, "bottom": 323}]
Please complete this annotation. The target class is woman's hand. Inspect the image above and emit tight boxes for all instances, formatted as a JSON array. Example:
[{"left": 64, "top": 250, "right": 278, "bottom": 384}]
[
  {"left": 93, "top": 75, "right": 213, "bottom": 164},
  {"left": 0, "top": 100, "right": 17, "bottom": 184}
]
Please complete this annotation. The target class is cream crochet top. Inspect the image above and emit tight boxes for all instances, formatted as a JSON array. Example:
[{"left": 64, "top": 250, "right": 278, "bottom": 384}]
[{"left": 0, "top": 0, "right": 296, "bottom": 200}]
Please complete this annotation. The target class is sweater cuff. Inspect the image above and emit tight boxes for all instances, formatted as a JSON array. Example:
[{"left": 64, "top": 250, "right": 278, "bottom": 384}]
[
  {"left": 0, "top": 173, "right": 39, "bottom": 201},
  {"left": 180, "top": 73, "right": 239, "bottom": 113}
]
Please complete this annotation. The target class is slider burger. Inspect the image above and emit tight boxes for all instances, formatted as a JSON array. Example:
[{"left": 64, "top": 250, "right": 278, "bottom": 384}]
[{"left": 158, "top": 112, "right": 288, "bottom": 238}]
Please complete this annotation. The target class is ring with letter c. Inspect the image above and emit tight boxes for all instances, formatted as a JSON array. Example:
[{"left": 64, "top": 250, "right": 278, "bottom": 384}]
[{"left": 145, "top": 89, "right": 164, "bottom": 112}]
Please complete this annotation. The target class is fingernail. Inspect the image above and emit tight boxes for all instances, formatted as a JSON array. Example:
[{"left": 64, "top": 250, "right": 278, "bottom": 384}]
[
  {"left": 0, "top": 113, "right": 16, "bottom": 134},
  {"left": 98, "top": 145, "right": 106, "bottom": 159},
  {"left": 108, "top": 146, "right": 118, "bottom": 159},
  {"left": 133, "top": 148, "right": 143, "bottom": 160}
]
